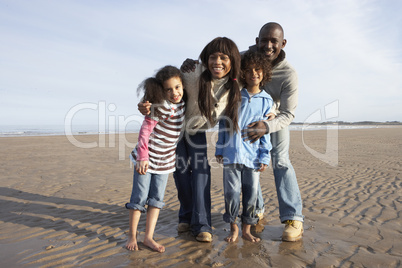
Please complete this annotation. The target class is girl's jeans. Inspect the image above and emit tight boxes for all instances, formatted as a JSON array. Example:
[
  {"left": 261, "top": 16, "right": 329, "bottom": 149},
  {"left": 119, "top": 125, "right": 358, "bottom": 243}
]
[{"left": 125, "top": 169, "right": 169, "bottom": 212}]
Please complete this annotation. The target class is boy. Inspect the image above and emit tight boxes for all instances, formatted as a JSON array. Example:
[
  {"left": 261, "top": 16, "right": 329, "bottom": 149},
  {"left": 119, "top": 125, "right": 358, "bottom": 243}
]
[{"left": 215, "top": 51, "right": 273, "bottom": 242}]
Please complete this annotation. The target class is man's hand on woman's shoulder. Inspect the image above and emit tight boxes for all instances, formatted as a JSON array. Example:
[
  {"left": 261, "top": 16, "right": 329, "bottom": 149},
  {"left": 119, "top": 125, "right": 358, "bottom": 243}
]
[{"left": 180, "top": 58, "right": 199, "bottom": 73}]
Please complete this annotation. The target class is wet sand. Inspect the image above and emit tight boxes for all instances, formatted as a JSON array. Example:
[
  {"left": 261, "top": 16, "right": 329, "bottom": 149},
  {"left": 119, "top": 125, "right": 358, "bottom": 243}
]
[{"left": 0, "top": 127, "right": 401, "bottom": 267}]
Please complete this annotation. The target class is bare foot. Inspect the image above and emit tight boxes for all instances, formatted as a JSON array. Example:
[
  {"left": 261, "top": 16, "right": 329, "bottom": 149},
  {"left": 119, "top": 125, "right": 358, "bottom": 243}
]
[
  {"left": 225, "top": 223, "right": 239, "bottom": 242},
  {"left": 242, "top": 224, "right": 260, "bottom": 242},
  {"left": 143, "top": 237, "right": 165, "bottom": 253},
  {"left": 242, "top": 232, "right": 261, "bottom": 242},
  {"left": 125, "top": 235, "right": 139, "bottom": 251}
]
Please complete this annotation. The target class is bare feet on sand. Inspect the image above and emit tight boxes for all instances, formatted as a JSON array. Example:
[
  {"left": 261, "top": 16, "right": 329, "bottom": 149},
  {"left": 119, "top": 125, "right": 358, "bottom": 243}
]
[
  {"left": 144, "top": 237, "right": 165, "bottom": 253},
  {"left": 242, "top": 232, "right": 261, "bottom": 242},
  {"left": 125, "top": 235, "right": 139, "bottom": 251},
  {"left": 225, "top": 223, "right": 239, "bottom": 242},
  {"left": 242, "top": 224, "right": 261, "bottom": 242}
]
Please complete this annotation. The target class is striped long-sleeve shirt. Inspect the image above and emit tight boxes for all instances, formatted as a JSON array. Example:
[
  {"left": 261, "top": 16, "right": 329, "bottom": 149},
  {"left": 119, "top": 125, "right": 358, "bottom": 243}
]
[{"left": 130, "top": 100, "right": 185, "bottom": 174}]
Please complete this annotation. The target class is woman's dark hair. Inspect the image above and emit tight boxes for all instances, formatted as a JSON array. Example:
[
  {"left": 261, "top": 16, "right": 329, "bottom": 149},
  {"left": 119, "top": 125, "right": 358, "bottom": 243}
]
[
  {"left": 239, "top": 50, "right": 272, "bottom": 87},
  {"left": 198, "top": 37, "right": 241, "bottom": 132},
  {"left": 137, "top": 65, "right": 184, "bottom": 118}
]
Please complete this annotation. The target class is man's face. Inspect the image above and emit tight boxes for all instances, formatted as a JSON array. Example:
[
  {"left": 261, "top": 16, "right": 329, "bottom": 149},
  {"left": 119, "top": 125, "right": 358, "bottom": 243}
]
[{"left": 256, "top": 26, "right": 287, "bottom": 62}]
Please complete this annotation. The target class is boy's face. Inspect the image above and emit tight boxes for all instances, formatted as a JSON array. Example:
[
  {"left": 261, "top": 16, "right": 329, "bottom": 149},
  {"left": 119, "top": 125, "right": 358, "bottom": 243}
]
[
  {"left": 163, "top": 77, "right": 184, "bottom": 104},
  {"left": 256, "top": 26, "right": 287, "bottom": 62},
  {"left": 244, "top": 65, "right": 263, "bottom": 88},
  {"left": 208, "top": 52, "right": 231, "bottom": 79}
]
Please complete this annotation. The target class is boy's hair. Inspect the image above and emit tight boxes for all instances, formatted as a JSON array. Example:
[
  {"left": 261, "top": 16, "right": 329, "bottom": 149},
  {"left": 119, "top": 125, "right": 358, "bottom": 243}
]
[
  {"left": 198, "top": 37, "right": 241, "bottom": 133},
  {"left": 137, "top": 65, "right": 183, "bottom": 118},
  {"left": 239, "top": 51, "right": 272, "bottom": 87}
]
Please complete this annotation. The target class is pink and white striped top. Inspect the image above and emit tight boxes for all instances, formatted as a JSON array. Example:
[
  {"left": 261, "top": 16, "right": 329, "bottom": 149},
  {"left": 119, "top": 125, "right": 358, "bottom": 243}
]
[{"left": 131, "top": 100, "right": 185, "bottom": 174}]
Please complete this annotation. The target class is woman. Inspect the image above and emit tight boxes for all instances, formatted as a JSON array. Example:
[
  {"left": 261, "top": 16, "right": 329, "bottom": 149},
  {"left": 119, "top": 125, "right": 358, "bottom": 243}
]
[{"left": 138, "top": 37, "right": 241, "bottom": 242}]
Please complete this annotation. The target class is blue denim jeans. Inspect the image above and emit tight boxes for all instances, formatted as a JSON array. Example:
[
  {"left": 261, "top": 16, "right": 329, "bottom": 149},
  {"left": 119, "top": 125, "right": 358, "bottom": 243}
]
[
  {"left": 125, "top": 169, "right": 169, "bottom": 212},
  {"left": 223, "top": 164, "right": 259, "bottom": 225},
  {"left": 173, "top": 132, "right": 212, "bottom": 235},
  {"left": 256, "top": 126, "right": 304, "bottom": 222}
]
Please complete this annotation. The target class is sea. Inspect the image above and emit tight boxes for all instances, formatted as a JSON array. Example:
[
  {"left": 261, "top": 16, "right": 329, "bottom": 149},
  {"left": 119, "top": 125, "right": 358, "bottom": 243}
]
[{"left": 0, "top": 124, "right": 382, "bottom": 138}]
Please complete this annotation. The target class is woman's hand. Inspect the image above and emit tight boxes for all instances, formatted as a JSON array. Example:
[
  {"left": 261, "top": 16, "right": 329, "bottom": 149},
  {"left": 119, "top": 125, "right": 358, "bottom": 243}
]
[
  {"left": 266, "top": 112, "right": 276, "bottom": 121},
  {"left": 138, "top": 101, "right": 152, "bottom": 116}
]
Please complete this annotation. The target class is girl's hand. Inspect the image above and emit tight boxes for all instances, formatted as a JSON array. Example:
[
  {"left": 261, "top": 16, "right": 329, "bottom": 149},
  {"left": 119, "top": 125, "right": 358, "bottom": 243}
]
[
  {"left": 136, "top": 160, "right": 149, "bottom": 175},
  {"left": 257, "top": 163, "right": 267, "bottom": 172},
  {"left": 138, "top": 101, "right": 152, "bottom": 116},
  {"left": 216, "top": 155, "right": 223, "bottom": 164}
]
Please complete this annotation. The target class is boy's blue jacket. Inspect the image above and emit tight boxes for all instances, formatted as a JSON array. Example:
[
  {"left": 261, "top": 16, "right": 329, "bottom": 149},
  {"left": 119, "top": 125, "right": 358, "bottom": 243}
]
[{"left": 215, "top": 88, "right": 273, "bottom": 169}]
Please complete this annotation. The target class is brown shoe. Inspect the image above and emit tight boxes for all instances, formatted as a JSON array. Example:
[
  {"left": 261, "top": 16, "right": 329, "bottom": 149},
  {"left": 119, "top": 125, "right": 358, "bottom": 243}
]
[
  {"left": 177, "top": 223, "right": 190, "bottom": 233},
  {"left": 282, "top": 220, "right": 303, "bottom": 242},
  {"left": 195, "top": 232, "right": 212, "bottom": 242},
  {"left": 251, "top": 221, "right": 265, "bottom": 233},
  {"left": 250, "top": 213, "right": 266, "bottom": 233}
]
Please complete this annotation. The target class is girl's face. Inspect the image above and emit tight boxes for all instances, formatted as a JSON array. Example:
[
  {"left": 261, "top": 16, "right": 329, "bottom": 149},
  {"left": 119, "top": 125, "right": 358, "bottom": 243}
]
[
  {"left": 244, "top": 65, "right": 263, "bottom": 88},
  {"left": 208, "top": 52, "right": 231, "bottom": 79},
  {"left": 163, "top": 76, "right": 184, "bottom": 104}
]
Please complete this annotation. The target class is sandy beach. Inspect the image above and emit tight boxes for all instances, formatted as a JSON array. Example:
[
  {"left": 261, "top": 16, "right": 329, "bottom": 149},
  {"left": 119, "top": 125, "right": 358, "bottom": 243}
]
[{"left": 0, "top": 127, "right": 401, "bottom": 267}]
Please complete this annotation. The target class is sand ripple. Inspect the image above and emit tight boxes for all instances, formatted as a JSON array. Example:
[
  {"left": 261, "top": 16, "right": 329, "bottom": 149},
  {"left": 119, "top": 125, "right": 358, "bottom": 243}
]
[{"left": 0, "top": 128, "right": 401, "bottom": 267}]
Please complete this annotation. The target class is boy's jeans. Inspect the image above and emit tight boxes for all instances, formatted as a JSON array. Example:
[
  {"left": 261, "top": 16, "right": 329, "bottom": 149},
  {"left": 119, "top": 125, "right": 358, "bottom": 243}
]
[
  {"left": 256, "top": 126, "right": 304, "bottom": 222},
  {"left": 125, "top": 170, "right": 169, "bottom": 212},
  {"left": 223, "top": 164, "right": 259, "bottom": 225},
  {"left": 173, "top": 132, "right": 212, "bottom": 236}
]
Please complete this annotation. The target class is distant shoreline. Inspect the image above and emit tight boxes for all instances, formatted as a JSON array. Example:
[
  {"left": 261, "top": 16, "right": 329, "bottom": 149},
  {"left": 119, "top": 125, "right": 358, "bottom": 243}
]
[
  {"left": 291, "top": 121, "right": 402, "bottom": 126},
  {"left": 0, "top": 122, "right": 401, "bottom": 138}
]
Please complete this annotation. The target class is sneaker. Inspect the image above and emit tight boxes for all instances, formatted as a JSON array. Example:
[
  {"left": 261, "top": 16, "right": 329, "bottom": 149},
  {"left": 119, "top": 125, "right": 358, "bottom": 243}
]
[
  {"left": 177, "top": 223, "right": 190, "bottom": 233},
  {"left": 282, "top": 220, "right": 303, "bottom": 242},
  {"left": 195, "top": 232, "right": 212, "bottom": 242}
]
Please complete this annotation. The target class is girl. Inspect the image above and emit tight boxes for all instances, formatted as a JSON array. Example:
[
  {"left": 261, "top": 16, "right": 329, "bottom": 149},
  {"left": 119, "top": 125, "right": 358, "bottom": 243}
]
[
  {"left": 138, "top": 37, "right": 241, "bottom": 242},
  {"left": 215, "top": 50, "right": 273, "bottom": 242},
  {"left": 125, "top": 65, "right": 185, "bottom": 252}
]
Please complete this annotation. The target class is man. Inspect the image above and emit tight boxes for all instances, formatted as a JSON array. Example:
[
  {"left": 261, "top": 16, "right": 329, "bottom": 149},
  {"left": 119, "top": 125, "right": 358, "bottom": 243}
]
[{"left": 243, "top": 22, "right": 304, "bottom": 242}]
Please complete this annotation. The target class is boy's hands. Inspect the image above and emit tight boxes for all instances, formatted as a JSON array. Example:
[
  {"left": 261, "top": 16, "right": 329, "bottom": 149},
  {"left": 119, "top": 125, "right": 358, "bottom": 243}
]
[
  {"left": 257, "top": 163, "right": 267, "bottom": 172},
  {"left": 216, "top": 155, "right": 223, "bottom": 164},
  {"left": 138, "top": 101, "right": 151, "bottom": 116},
  {"left": 136, "top": 160, "right": 149, "bottom": 175},
  {"left": 180, "top": 58, "right": 199, "bottom": 73}
]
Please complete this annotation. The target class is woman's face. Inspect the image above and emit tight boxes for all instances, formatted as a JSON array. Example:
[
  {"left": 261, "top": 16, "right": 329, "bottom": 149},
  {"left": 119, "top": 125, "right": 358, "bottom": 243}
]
[{"left": 208, "top": 52, "right": 231, "bottom": 79}]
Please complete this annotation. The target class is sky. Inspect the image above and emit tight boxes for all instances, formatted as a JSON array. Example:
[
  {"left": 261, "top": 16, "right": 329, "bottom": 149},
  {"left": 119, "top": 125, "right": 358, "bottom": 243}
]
[{"left": 1, "top": 0, "right": 401, "bottom": 129}]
